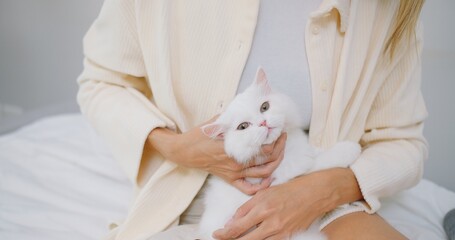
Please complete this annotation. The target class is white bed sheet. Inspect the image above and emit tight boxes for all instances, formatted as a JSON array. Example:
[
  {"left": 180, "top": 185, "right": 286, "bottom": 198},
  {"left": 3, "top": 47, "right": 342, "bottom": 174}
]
[
  {"left": 0, "top": 114, "right": 454, "bottom": 240},
  {"left": 0, "top": 114, "right": 132, "bottom": 240}
]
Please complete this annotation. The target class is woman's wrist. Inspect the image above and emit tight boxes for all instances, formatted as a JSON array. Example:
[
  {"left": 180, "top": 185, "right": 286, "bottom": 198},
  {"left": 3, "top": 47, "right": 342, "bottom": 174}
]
[
  {"left": 147, "top": 127, "right": 181, "bottom": 161},
  {"left": 292, "top": 168, "right": 363, "bottom": 215},
  {"left": 325, "top": 168, "right": 363, "bottom": 210}
]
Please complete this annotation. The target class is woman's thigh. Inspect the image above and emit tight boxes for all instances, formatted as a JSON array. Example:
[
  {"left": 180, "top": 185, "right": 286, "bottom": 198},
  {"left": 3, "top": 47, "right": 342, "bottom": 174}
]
[{"left": 322, "top": 212, "right": 407, "bottom": 240}]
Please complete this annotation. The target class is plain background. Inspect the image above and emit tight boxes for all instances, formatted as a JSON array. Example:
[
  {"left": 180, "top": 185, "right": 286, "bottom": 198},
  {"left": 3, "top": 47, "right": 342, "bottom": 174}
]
[{"left": 0, "top": 0, "right": 454, "bottom": 191}]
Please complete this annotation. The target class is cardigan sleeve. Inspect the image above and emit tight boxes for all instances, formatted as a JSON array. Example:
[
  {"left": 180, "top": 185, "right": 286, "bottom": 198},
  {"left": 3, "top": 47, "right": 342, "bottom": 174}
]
[
  {"left": 350, "top": 23, "right": 428, "bottom": 213},
  {"left": 77, "top": 0, "right": 175, "bottom": 186}
]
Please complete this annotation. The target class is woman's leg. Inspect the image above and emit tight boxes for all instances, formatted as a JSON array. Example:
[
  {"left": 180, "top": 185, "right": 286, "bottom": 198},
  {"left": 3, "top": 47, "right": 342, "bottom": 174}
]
[{"left": 322, "top": 212, "right": 407, "bottom": 240}]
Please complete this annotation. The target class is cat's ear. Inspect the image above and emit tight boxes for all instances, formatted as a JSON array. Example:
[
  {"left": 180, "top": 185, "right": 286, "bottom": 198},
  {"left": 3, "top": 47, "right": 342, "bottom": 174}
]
[
  {"left": 253, "top": 66, "right": 272, "bottom": 95},
  {"left": 201, "top": 123, "right": 225, "bottom": 140}
]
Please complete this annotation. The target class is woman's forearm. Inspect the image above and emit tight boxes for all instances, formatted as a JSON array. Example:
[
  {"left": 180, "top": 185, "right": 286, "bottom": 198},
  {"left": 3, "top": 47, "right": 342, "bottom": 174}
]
[
  {"left": 136, "top": 128, "right": 180, "bottom": 185},
  {"left": 148, "top": 128, "right": 365, "bottom": 210},
  {"left": 292, "top": 168, "right": 364, "bottom": 214},
  {"left": 147, "top": 127, "right": 180, "bottom": 160},
  {"left": 145, "top": 125, "right": 286, "bottom": 195},
  {"left": 328, "top": 168, "right": 364, "bottom": 207},
  {"left": 213, "top": 167, "right": 365, "bottom": 240}
]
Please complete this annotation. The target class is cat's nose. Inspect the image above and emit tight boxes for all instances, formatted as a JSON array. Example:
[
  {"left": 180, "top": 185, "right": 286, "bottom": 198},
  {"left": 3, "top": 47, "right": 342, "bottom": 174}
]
[{"left": 260, "top": 120, "right": 267, "bottom": 127}]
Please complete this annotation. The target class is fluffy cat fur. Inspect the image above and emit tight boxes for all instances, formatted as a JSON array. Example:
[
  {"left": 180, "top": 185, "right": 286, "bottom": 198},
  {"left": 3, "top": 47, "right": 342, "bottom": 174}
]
[{"left": 199, "top": 67, "right": 361, "bottom": 240}]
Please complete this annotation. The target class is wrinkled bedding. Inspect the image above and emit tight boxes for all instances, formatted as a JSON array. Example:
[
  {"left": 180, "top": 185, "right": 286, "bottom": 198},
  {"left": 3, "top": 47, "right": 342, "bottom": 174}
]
[
  {"left": 0, "top": 114, "right": 132, "bottom": 240},
  {"left": 0, "top": 114, "right": 454, "bottom": 239}
]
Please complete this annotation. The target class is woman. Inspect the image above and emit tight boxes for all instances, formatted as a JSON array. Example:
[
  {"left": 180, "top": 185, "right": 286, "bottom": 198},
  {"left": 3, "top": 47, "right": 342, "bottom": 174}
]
[{"left": 77, "top": 0, "right": 427, "bottom": 239}]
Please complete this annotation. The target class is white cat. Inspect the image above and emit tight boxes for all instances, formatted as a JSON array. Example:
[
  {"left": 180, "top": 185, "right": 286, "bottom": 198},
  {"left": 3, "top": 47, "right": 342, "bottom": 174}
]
[{"left": 199, "top": 67, "right": 361, "bottom": 240}]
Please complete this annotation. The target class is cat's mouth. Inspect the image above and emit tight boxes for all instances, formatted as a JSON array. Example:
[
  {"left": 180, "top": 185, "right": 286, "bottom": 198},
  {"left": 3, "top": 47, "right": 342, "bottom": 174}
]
[
  {"left": 261, "top": 126, "right": 274, "bottom": 135},
  {"left": 262, "top": 126, "right": 280, "bottom": 145}
]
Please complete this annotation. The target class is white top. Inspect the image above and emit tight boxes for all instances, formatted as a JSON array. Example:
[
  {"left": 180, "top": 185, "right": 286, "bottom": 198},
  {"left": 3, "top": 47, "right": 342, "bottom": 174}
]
[{"left": 237, "top": 0, "right": 321, "bottom": 130}]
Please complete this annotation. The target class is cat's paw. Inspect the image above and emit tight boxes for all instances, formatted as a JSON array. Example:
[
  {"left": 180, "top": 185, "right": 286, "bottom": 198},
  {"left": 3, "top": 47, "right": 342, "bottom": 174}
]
[{"left": 330, "top": 141, "right": 361, "bottom": 167}]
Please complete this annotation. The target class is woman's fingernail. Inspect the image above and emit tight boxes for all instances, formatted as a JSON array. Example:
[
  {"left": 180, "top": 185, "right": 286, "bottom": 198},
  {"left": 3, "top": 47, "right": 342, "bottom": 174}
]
[
  {"left": 225, "top": 218, "right": 233, "bottom": 227},
  {"left": 212, "top": 229, "right": 223, "bottom": 238},
  {"left": 263, "top": 176, "right": 272, "bottom": 183},
  {"left": 263, "top": 177, "right": 275, "bottom": 187}
]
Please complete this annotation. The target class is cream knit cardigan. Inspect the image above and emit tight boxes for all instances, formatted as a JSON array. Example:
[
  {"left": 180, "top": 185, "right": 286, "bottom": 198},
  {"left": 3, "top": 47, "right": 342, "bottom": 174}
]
[{"left": 77, "top": 0, "right": 428, "bottom": 239}]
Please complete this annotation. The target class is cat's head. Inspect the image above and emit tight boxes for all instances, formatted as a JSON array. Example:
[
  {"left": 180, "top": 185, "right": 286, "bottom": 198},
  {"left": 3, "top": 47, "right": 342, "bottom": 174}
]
[{"left": 202, "top": 67, "right": 302, "bottom": 164}]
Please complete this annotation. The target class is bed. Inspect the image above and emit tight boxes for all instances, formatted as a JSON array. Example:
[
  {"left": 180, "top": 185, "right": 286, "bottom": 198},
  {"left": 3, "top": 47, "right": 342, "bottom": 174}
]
[{"left": 1, "top": 112, "right": 454, "bottom": 239}]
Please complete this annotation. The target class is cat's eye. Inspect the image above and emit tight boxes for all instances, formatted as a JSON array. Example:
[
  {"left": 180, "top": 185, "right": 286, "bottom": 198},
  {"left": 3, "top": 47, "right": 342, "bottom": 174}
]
[
  {"left": 237, "top": 122, "right": 250, "bottom": 130},
  {"left": 260, "top": 101, "right": 270, "bottom": 113}
]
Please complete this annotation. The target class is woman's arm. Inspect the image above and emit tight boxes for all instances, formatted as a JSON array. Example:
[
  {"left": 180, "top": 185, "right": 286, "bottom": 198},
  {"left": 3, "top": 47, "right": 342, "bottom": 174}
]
[
  {"left": 147, "top": 124, "right": 287, "bottom": 195},
  {"left": 350, "top": 22, "right": 427, "bottom": 213},
  {"left": 77, "top": 0, "right": 173, "bottom": 187},
  {"left": 213, "top": 168, "right": 361, "bottom": 240},
  {"left": 79, "top": 0, "right": 285, "bottom": 193}
]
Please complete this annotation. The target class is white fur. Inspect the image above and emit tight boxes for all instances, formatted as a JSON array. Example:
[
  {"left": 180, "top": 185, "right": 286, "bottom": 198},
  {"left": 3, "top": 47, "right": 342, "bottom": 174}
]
[{"left": 200, "top": 68, "right": 361, "bottom": 239}]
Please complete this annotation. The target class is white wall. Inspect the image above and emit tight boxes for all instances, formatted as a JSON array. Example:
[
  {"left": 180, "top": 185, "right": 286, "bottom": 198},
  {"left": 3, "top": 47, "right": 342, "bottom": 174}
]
[
  {"left": 420, "top": 0, "right": 455, "bottom": 191},
  {"left": 0, "top": 0, "right": 103, "bottom": 112},
  {"left": 0, "top": 1, "right": 454, "bottom": 190}
]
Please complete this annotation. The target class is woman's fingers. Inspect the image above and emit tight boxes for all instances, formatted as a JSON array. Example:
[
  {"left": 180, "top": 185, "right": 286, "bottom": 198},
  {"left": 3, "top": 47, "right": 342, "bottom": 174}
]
[
  {"left": 231, "top": 179, "right": 256, "bottom": 195},
  {"left": 206, "top": 129, "right": 287, "bottom": 192},
  {"left": 213, "top": 201, "right": 266, "bottom": 239},
  {"left": 243, "top": 133, "right": 287, "bottom": 168},
  {"left": 241, "top": 148, "right": 284, "bottom": 178},
  {"left": 237, "top": 224, "right": 275, "bottom": 240},
  {"left": 232, "top": 192, "right": 260, "bottom": 219},
  {"left": 262, "top": 133, "right": 287, "bottom": 156},
  {"left": 231, "top": 177, "right": 273, "bottom": 195},
  {"left": 264, "top": 234, "right": 288, "bottom": 240},
  {"left": 220, "top": 191, "right": 266, "bottom": 237},
  {"left": 224, "top": 134, "right": 286, "bottom": 179},
  {"left": 241, "top": 163, "right": 275, "bottom": 178},
  {"left": 260, "top": 133, "right": 287, "bottom": 166}
]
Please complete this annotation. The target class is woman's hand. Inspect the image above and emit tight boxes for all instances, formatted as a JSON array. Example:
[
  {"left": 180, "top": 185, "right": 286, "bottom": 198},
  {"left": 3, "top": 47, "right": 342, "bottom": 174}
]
[
  {"left": 147, "top": 117, "right": 287, "bottom": 195},
  {"left": 213, "top": 168, "right": 363, "bottom": 240}
]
